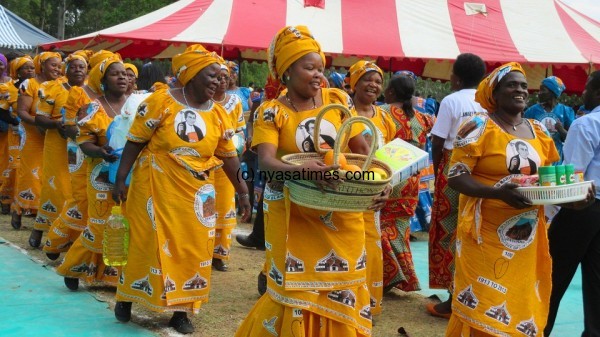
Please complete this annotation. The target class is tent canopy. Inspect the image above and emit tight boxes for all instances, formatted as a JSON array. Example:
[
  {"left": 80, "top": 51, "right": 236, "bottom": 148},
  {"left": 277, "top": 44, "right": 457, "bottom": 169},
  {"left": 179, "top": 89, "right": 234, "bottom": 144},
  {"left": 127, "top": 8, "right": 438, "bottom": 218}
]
[
  {"left": 40, "top": 0, "right": 600, "bottom": 92},
  {"left": 0, "top": 5, "right": 57, "bottom": 50}
]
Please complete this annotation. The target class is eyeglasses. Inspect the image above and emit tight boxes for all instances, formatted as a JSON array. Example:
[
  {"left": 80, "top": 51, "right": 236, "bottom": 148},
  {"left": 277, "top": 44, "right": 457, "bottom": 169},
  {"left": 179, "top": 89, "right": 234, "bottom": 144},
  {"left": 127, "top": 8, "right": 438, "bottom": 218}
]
[{"left": 217, "top": 76, "right": 230, "bottom": 82}]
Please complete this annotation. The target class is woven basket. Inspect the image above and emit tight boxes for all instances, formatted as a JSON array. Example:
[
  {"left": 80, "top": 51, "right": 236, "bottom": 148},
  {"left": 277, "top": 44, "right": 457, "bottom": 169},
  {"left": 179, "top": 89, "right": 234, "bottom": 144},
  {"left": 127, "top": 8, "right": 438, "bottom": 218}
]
[
  {"left": 281, "top": 104, "right": 392, "bottom": 212},
  {"left": 516, "top": 181, "right": 592, "bottom": 205}
]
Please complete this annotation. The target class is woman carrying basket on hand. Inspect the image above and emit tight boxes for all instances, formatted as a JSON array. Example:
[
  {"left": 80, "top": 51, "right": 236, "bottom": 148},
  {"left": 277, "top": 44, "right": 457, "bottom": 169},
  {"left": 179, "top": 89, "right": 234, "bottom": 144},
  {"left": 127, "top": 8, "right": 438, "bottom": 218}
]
[
  {"left": 235, "top": 26, "right": 390, "bottom": 337},
  {"left": 444, "top": 63, "right": 566, "bottom": 336}
]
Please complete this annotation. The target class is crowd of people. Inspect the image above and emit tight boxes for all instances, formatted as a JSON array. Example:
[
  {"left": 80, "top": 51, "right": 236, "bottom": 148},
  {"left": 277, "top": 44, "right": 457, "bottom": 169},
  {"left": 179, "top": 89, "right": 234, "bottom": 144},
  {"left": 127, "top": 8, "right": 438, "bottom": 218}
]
[{"left": 0, "top": 23, "right": 598, "bottom": 336}]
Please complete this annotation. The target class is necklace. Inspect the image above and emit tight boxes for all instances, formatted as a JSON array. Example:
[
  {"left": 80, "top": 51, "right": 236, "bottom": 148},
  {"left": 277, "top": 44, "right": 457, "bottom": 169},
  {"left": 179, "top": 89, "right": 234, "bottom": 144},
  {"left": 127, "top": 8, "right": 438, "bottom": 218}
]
[
  {"left": 103, "top": 96, "right": 120, "bottom": 116},
  {"left": 213, "top": 93, "right": 227, "bottom": 105},
  {"left": 182, "top": 86, "right": 210, "bottom": 110},
  {"left": 494, "top": 112, "right": 524, "bottom": 131},
  {"left": 285, "top": 93, "right": 316, "bottom": 112}
]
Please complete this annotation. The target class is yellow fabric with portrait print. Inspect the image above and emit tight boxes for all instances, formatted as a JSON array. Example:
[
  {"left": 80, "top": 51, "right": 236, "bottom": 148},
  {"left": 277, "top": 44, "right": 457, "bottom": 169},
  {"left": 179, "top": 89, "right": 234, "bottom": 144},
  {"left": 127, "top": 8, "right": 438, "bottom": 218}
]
[
  {"left": 14, "top": 77, "right": 44, "bottom": 213},
  {"left": 237, "top": 88, "right": 372, "bottom": 337},
  {"left": 35, "top": 80, "right": 73, "bottom": 233},
  {"left": 116, "top": 88, "right": 237, "bottom": 313},
  {"left": 214, "top": 94, "right": 247, "bottom": 260},
  {"left": 446, "top": 114, "right": 558, "bottom": 337},
  {"left": 56, "top": 100, "right": 122, "bottom": 285},
  {"left": 0, "top": 79, "right": 19, "bottom": 206},
  {"left": 351, "top": 105, "right": 396, "bottom": 317}
]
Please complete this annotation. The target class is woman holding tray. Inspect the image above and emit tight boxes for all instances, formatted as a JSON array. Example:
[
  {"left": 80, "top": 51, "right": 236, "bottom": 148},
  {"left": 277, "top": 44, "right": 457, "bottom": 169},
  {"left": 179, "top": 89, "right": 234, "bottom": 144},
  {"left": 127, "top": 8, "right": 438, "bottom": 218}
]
[
  {"left": 235, "top": 26, "right": 390, "bottom": 337},
  {"left": 349, "top": 60, "right": 396, "bottom": 317},
  {"left": 444, "top": 62, "right": 561, "bottom": 336},
  {"left": 380, "top": 75, "right": 434, "bottom": 293}
]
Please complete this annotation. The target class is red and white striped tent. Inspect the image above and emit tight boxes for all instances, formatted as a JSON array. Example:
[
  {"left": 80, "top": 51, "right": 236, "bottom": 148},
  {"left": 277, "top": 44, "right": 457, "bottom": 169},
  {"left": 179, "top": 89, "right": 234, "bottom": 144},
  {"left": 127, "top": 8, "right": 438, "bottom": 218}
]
[{"left": 40, "top": 0, "right": 600, "bottom": 92}]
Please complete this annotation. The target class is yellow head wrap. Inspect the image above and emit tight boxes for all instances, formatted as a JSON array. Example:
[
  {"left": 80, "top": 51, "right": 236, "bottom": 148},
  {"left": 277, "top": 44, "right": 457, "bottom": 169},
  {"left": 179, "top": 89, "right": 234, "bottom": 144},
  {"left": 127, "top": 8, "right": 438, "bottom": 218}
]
[
  {"left": 268, "top": 25, "right": 325, "bottom": 81},
  {"left": 88, "top": 56, "right": 123, "bottom": 95},
  {"left": 9, "top": 55, "right": 34, "bottom": 80},
  {"left": 89, "top": 50, "right": 121, "bottom": 69},
  {"left": 171, "top": 44, "right": 220, "bottom": 86},
  {"left": 124, "top": 63, "right": 138, "bottom": 78},
  {"left": 72, "top": 50, "right": 94, "bottom": 64},
  {"left": 63, "top": 54, "right": 88, "bottom": 74},
  {"left": 348, "top": 60, "right": 383, "bottom": 91},
  {"left": 475, "top": 62, "right": 526, "bottom": 113},
  {"left": 34, "top": 52, "right": 62, "bottom": 75}
]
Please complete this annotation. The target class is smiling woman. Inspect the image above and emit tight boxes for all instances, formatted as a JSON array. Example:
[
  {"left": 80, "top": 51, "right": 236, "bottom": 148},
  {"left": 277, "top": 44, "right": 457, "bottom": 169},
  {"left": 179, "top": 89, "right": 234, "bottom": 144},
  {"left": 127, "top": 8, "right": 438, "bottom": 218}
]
[{"left": 444, "top": 63, "right": 561, "bottom": 336}]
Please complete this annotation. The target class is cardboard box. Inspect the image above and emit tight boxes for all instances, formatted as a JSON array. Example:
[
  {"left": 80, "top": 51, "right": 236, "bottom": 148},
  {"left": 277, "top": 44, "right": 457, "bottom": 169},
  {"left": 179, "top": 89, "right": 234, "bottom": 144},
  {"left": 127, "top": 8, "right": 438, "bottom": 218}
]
[{"left": 375, "top": 138, "right": 430, "bottom": 186}]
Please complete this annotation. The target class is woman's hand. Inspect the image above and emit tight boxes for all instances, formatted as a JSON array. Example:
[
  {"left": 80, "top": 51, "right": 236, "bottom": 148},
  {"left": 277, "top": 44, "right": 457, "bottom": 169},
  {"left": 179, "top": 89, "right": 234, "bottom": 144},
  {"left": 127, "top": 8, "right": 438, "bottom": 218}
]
[
  {"left": 558, "top": 184, "right": 596, "bottom": 210},
  {"left": 56, "top": 120, "right": 68, "bottom": 139},
  {"left": 100, "top": 145, "right": 119, "bottom": 163},
  {"left": 112, "top": 181, "right": 128, "bottom": 204},
  {"left": 496, "top": 183, "right": 533, "bottom": 209},
  {"left": 301, "top": 160, "right": 341, "bottom": 192},
  {"left": 368, "top": 184, "right": 391, "bottom": 211},
  {"left": 238, "top": 194, "right": 252, "bottom": 223}
]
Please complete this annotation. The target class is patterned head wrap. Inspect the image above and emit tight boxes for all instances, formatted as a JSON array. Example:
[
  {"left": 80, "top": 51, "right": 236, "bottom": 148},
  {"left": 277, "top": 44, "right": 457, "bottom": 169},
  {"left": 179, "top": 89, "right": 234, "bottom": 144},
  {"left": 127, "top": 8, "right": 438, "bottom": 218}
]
[
  {"left": 268, "top": 25, "right": 325, "bottom": 81},
  {"left": 475, "top": 62, "right": 526, "bottom": 113},
  {"left": 89, "top": 50, "right": 120, "bottom": 69},
  {"left": 88, "top": 56, "right": 123, "bottom": 95},
  {"left": 348, "top": 61, "right": 383, "bottom": 91},
  {"left": 226, "top": 61, "right": 239, "bottom": 74},
  {"left": 328, "top": 72, "right": 345, "bottom": 89},
  {"left": 0, "top": 54, "right": 7, "bottom": 77},
  {"left": 72, "top": 50, "right": 94, "bottom": 64},
  {"left": 124, "top": 63, "right": 138, "bottom": 78},
  {"left": 34, "top": 52, "right": 62, "bottom": 75},
  {"left": 171, "top": 44, "right": 220, "bottom": 86},
  {"left": 9, "top": 55, "right": 34, "bottom": 79},
  {"left": 394, "top": 70, "right": 417, "bottom": 82},
  {"left": 541, "top": 76, "right": 565, "bottom": 98}
]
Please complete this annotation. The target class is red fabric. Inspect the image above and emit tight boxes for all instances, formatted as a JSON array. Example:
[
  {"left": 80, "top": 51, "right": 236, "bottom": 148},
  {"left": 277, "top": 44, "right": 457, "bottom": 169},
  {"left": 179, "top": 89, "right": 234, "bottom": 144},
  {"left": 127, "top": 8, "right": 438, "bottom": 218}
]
[
  {"left": 448, "top": 0, "right": 526, "bottom": 63},
  {"left": 555, "top": 1, "right": 600, "bottom": 71},
  {"left": 224, "top": 0, "right": 286, "bottom": 50},
  {"left": 304, "top": 0, "right": 325, "bottom": 9},
  {"left": 552, "top": 65, "right": 590, "bottom": 94}
]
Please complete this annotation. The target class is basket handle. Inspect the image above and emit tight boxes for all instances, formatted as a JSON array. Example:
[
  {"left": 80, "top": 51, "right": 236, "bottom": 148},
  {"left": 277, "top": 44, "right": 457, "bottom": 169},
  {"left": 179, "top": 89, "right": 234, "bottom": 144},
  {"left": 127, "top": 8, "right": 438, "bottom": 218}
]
[
  {"left": 313, "top": 104, "right": 353, "bottom": 155},
  {"left": 333, "top": 116, "right": 379, "bottom": 171}
]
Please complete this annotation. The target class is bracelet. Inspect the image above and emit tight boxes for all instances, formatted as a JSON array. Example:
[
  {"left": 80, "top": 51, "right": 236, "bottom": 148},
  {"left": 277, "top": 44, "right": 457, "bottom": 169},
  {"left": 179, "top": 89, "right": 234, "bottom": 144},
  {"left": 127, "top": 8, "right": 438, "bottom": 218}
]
[{"left": 238, "top": 193, "right": 250, "bottom": 199}]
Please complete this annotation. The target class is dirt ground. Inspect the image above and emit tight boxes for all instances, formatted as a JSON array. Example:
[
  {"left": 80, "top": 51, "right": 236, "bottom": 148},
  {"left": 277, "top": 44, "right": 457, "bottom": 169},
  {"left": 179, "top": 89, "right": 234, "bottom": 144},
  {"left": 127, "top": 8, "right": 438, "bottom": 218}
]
[{"left": 0, "top": 214, "right": 449, "bottom": 337}]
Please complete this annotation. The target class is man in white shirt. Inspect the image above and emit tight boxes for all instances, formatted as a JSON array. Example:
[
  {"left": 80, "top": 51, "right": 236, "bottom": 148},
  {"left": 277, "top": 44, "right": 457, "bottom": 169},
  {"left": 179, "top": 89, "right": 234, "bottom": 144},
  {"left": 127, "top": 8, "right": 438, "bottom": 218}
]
[{"left": 426, "top": 53, "right": 487, "bottom": 318}]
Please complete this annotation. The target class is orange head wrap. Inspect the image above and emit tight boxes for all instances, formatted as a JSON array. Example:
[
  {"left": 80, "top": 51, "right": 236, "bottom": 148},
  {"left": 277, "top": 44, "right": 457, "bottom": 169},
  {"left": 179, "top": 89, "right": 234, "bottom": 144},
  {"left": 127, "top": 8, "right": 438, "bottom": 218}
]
[
  {"left": 34, "top": 52, "right": 62, "bottom": 75},
  {"left": 475, "top": 62, "right": 526, "bottom": 113},
  {"left": 268, "top": 25, "right": 325, "bottom": 81},
  {"left": 88, "top": 56, "right": 123, "bottom": 95},
  {"left": 89, "top": 50, "right": 121, "bottom": 69},
  {"left": 9, "top": 55, "right": 34, "bottom": 79},
  {"left": 348, "top": 60, "right": 383, "bottom": 91},
  {"left": 124, "top": 63, "right": 138, "bottom": 78},
  {"left": 171, "top": 44, "right": 220, "bottom": 86},
  {"left": 72, "top": 50, "right": 94, "bottom": 64}
]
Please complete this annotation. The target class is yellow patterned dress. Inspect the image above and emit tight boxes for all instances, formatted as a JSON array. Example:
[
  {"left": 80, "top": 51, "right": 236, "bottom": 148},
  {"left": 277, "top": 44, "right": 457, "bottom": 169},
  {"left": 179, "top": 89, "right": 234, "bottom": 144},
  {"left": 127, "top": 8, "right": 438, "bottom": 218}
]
[
  {"left": 0, "top": 79, "right": 20, "bottom": 207},
  {"left": 56, "top": 99, "right": 121, "bottom": 285},
  {"left": 116, "top": 88, "right": 237, "bottom": 313},
  {"left": 45, "top": 86, "right": 91, "bottom": 253},
  {"left": 14, "top": 77, "right": 45, "bottom": 214},
  {"left": 236, "top": 88, "right": 372, "bottom": 337},
  {"left": 213, "top": 93, "right": 246, "bottom": 261},
  {"left": 446, "top": 114, "right": 559, "bottom": 336},
  {"left": 35, "top": 80, "right": 73, "bottom": 237},
  {"left": 351, "top": 105, "right": 396, "bottom": 316}
]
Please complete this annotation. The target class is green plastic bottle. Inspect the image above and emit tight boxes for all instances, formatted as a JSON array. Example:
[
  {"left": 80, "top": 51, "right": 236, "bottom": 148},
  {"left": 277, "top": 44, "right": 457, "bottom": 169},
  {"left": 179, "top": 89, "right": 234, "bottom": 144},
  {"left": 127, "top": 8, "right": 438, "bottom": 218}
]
[{"left": 103, "top": 206, "right": 129, "bottom": 266}]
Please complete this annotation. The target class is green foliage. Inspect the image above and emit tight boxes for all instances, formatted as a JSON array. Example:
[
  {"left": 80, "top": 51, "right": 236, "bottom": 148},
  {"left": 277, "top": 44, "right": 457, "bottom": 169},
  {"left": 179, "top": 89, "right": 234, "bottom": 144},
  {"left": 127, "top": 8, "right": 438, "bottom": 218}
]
[{"left": 239, "top": 61, "right": 269, "bottom": 88}]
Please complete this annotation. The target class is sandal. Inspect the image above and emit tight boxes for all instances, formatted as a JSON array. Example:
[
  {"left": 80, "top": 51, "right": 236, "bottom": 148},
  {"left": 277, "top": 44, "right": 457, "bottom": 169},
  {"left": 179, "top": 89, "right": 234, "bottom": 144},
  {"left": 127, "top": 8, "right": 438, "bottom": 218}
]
[
  {"left": 64, "top": 277, "right": 79, "bottom": 291},
  {"left": 169, "top": 312, "right": 194, "bottom": 334},
  {"left": 46, "top": 252, "right": 60, "bottom": 261},
  {"left": 425, "top": 302, "right": 451, "bottom": 319},
  {"left": 212, "top": 258, "right": 228, "bottom": 272}
]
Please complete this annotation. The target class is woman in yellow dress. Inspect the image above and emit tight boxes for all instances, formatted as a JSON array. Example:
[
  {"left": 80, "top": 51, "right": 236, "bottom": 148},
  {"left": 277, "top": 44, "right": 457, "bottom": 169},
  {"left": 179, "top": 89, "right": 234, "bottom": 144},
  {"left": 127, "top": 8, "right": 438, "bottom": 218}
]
[
  {"left": 348, "top": 60, "right": 396, "bottom": 317},
  {"left": 124, "top": 63, "right": 138, "bottom": 95},
  {"left": 235, "top": 26, "right": 389, "bottom": 337},
  {"left": 210, "top": 61, "right": 248, "bottom": 271},
  {"left": 111, "top": 45, "right": 251, "bottom": 334},
  {"left": 0, "top": 54, "right": 12, "bottom": 215},
  {"left": 444, "top": 63, "right": 561, "bottom": 336},
  {"left": 380, "top": 75, "right": 434, "bottom": 293},
  {"left": 0, "top": 56, "right": 35, "bottom": 218},
  {"left": 15, "top": 52, "right": 62, "bottom": 246},
  {"left": 56, "top": 56, "right": 129, "bottom": 291},
  {"left": 37, "top": 54, "right": 88, "bottom": 260}
]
